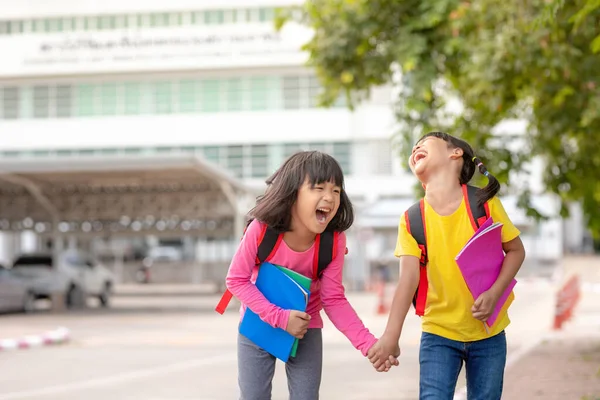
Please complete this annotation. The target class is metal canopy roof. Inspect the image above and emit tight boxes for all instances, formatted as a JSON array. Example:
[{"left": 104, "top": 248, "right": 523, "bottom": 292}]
[{"left": 0, "top": 154, "right": 259, "bottom": 238}]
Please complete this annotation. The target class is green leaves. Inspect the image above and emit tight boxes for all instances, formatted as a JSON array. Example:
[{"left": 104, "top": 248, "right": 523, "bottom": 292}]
[{"left": 287, "top": 0, "right": 600, "bottom": 237}]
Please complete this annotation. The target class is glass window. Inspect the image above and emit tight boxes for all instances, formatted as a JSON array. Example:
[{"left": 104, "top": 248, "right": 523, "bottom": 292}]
[
  {"left": 32, "top": 19, "right": 45, "bottom": 32},
  {"left": 100, "top": 84, "right": 117, "bottom": 115},
  {"left": 202, "top": 146, "right": 220, "bottom": 164},
  {"left": 179, "top": 80, "right": 197, "bottom": 113},
  {"left": 333, "top": 142, "right": 352, "bottom": 174},
  {"left": 56, "top": 85, "right": 73, "bottom": 118},
  {"left": 124, "top": 83, "right": 141, "bottom": 115},
  {"left": 10, "top": 21, "right": 23, "bottom": 34},
  {"left": 33, "top": 86, "right": 49, "bottom": 119},
  {"left": 307, "top": 76, "right": 321, "bottom": 108},
  {"left": 259, "top": 8, "right": 275, "bottom": 22},
  {"left": 283, "top": 76, "right": 301, "bottom": 109},
  {"left": 2, "top": 87, "right": 20, "bottom": 119},
  {"left": 0, "top": 22, "right": 9, "bottom": 35},
  {"left": 249, "top": 77, "right": 268, "bottom": 111},
  {"left": 151, "top": 13, "right": 169, "bottom": 27},
  {"left": 76, "top": 84, "right": 96, "bottom": 116},
  {"left": 200, "top": 80, "right": 220, "bottom": 112},
  {"left": 98, "top": 16, "right": 116, "bottom": 30},
  {"left": 33, "top": 150, "right": 51, "bottom": 157},
  {"left": 114, "top": 16, "right": 128, "bottom": 29},
  {"left": 225, "top": 78, "right": 242, "bottom": 111},
  {"left": 19, "top": 87, "right": 33, "bottom": 118},
  {"left": 205, "top": 10, "right": 224, "bottom": 25},
  {"left": 250, "top": 145, "right": 268, "bottom": 177},
  {"left": 154, "top": 82, "right": 173, "bottom": 114},
  {"left": 192, "top": 12, "right": 204, "bottom": 25},
  {"left": 233, "top": 9, "right": 250, "bottom": 23},
  {"left": 226, "top": 145, "right": 244, "bottom": 177},
  {"left": 283, "top": 143, "right": 306, "bottom": 158}
]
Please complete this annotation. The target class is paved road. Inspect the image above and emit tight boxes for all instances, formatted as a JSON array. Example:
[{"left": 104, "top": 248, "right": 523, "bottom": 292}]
[{"left": 0, "top": 274, "right": 557, "bottom": 400}]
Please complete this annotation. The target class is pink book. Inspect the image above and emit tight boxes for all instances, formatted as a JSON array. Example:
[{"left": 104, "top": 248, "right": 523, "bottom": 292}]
[{"left": 455, "top": 218, "right": 517, "bottom": 329}]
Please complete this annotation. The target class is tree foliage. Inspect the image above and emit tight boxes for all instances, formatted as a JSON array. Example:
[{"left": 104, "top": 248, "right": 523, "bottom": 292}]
[{"left": 277, "top": 0, "right": 600, "bottom": 237}]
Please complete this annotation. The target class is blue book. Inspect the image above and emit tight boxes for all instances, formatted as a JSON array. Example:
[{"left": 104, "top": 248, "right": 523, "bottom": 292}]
[{"left": 239, "top": 262, "right": 309, "bottom": 362}]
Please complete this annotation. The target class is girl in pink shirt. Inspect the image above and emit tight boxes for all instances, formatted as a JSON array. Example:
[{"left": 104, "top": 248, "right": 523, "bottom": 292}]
[{"left": 225, "top": 151, "right": 395, "bottom": 400}]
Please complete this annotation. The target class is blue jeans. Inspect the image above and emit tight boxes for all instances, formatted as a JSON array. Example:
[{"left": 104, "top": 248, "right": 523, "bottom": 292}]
[{"left": 419, "top": 331, "right": 507, "bottom": 400}]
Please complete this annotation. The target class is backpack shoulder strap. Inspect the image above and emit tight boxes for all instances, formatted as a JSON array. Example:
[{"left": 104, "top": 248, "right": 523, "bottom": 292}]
[
  {"left": 256, "top": 224, "right": 283, "bottom": 265},
  {"left": 313, "top": 231, "right": 337, "bottom": 279},
  {"left": 405, "top": 200, "right": 428, "bottom": 317},
  {"left": 462, "top": 184, "right": 491, "bottom": 230},
  {"left": 215, "top": 221, "right": 282, "bottom": 315},
  {"left": 406, "top": 200, "right": 427, "bottom": 263}
]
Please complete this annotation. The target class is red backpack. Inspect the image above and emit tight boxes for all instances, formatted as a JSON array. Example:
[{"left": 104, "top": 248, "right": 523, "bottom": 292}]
[
  {"left": 406, "top": 184, "right": 490, "bottom": 316},
  {"left": 215, "top": 221, "right": 343, "bottom": 314}
]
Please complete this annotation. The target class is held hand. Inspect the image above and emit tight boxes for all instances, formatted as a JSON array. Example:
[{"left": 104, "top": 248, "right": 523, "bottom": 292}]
[
  {"left": 471, "top": 289, "right": 500, "bottom": 321},
  {"left": 367, "top": 335, "right": 400, "bottom": 372},
  {"left": 285, "top": 310, "right": 311, "bottom": 339}
]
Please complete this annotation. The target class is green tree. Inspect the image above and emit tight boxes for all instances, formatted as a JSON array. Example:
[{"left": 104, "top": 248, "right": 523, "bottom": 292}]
[{"left": 277, "top": 0, "right": 600, "bottom": 237}]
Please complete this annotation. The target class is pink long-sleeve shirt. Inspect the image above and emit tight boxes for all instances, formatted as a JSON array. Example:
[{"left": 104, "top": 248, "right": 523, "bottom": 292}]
[{"left": 225, "top": 219, "right": 377, "bottom": 356}]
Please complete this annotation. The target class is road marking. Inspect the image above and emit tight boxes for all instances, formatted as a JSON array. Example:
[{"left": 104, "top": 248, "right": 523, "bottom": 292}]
[{"left": 0, "top": 352, "right": 237, "bottom": 399}]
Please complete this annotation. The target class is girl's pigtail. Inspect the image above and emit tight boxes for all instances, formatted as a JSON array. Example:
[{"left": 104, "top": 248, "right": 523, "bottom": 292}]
[{"left": 472, "top": 156, "right": 500, "bottom": 205}]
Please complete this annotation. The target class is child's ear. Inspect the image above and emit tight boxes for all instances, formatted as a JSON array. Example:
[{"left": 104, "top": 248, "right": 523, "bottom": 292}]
[{"left": 449, "top": 148, "right": 464, "bottom": 160}]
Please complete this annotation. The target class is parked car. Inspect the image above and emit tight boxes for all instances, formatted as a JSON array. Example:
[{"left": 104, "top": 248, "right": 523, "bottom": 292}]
[
  {"left": 0, "top": 264, "right": 37, "bottom": 313},
  {"left": 10, "top": 250, "right": 115, "bottom": 309}
]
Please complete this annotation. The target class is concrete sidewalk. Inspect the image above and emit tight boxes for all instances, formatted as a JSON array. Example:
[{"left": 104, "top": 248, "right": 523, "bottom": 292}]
[{"left": 502, "top": 256, "right": 600, "bottom": 400}]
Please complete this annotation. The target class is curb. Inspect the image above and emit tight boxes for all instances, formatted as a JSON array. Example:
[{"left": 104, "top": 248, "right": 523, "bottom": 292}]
[{"left": 0, "top": 327, "right": 71, "bottom": 351}]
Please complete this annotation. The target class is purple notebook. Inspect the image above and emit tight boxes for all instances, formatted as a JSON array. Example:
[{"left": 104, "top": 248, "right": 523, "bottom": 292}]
[{"left": 455, "top": 218, "right": 516, "bottom": 328}]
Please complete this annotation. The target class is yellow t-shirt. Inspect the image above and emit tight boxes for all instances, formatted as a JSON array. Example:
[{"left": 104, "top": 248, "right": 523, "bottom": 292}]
[{"left": 394, "top": 195, "right": 521, "bottom": 342}]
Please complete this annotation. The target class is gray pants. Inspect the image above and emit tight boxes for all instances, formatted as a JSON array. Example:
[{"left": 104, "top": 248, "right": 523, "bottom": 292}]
[{"left": 237, "top": 328, "right": 323, "bottom": 400}]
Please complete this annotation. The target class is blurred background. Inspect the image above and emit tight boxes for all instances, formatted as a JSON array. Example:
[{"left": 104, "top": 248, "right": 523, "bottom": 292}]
[{"left": 0, "top": 1, "right": 597, "bottom": 399}]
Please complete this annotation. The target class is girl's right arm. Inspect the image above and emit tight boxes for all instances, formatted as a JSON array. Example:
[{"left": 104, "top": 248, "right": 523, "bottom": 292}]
[
  {"left": 225, "top": 220, "right": 290, "bottom": 330},
  {"left": 368, "top": 212, "right": 422, "bottom": 369},
  {"left": 382, "top": 256, "right": 419, "bottom": 339},
  {"left": 369, "top": 256, "right": 419, "bottom": 369}
]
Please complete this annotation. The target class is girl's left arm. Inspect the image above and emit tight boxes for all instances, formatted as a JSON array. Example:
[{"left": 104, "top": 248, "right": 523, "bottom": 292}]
[
  {"left": 489, "top": 236, "right": 526, "bottom": 298},
  {"left": 320, "top": 232, "right": 377, "bottom": 356},
  {"left": 487, "top": 197, "right": 527, "bottom": 298}
]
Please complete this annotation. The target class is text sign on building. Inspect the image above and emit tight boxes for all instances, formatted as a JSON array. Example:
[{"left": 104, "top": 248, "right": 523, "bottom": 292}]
[{"left": 0, "top": 24, "right": 312, "bottom": 77}]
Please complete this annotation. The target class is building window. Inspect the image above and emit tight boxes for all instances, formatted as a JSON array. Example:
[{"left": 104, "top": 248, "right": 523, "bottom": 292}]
[
  {"left": 202, "top": 146, "right": 220, "bottom": 165},
  {"left": 1, "top": 74, "right": 345, "bottom": 120},
  {"left": 201, "top": 80, "right": 221, "bottom": 113},
  {"left": 333, "top": 142, "right": 352, "bottom": 174},
  {"left": 0, "top": 142, "right": 355, "bottom": 178},
  {"left": 250, "top": 145, "right": 269, "bottom": 178},
  {"left": 2, "top": 87, "right": 20, "bottom": 119},
  {"left": 226, "top": 145, "right": 244, "bottom": 177},
  {"left": 33, "top": 86, "right": 50, "bottom": 119},
  {"left": 179, "top": 80, "right": 198, "bottom": 113},
  {"left": 56, "top": 85, "right": 73, "bottom": 118},
  {"left": 124, "top": 83, "right": 142, "bottom": 115},
  {"left": 76, "top": 84, "right": 96, "bottom": 116},
  {"left": 283, "top": 76, "right": 301, "bottom": 110},
  {"left": 154, "top": 82, "right": 173, "bottom": 114}
]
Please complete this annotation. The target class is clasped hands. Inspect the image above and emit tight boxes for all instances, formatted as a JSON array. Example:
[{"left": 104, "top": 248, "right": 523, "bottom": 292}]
[{"left": 367, "top": 335, "right": 400, "bottom": 372}]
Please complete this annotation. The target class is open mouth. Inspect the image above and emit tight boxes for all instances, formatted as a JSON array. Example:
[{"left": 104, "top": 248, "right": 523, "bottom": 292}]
[
  {"left": 316, "top": 207, "right": 331, "bottom": 224},
  {"left": 413, "top": 151, "right": 427, "bottom": 164}
]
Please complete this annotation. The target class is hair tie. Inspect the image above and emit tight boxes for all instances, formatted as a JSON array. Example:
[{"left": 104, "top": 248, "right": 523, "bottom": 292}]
[
  {"left": 477, "top": 162, "right": 483, "bottom": 168},
  {"left": 484, "top": 171, "right": 489, "bottom": 177},
  {"left": 472, "top": 156, "right": 477, "bottom": 162}
]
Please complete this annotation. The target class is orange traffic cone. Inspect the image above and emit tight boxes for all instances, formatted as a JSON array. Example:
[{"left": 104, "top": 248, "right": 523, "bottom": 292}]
[{"left": 376, "top": 281, "right": 388, "bottom": 315}]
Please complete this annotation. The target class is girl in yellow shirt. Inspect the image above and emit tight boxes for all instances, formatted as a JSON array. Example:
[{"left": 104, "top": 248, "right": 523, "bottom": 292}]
[{"left": 368, "top": 132, "right": 526, "bottom": 400}]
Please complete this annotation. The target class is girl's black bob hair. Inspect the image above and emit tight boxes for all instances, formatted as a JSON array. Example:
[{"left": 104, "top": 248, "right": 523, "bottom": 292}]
[{"left": 248, "top": 150, "right": 354, "bottom": 232}]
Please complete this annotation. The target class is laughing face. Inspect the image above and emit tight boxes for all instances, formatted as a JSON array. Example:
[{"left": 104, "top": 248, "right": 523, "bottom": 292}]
[
  {"left": 291, "top": 177, "right": 341, "bottom": 235},
  {"left": 409, "top": 136, "right": 460, "bottom": 178}
]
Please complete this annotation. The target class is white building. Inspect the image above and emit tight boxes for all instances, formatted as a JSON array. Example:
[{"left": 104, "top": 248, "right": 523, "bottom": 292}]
[{"left": 0, "top": 0, "right": 579, "bottom": 285}]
